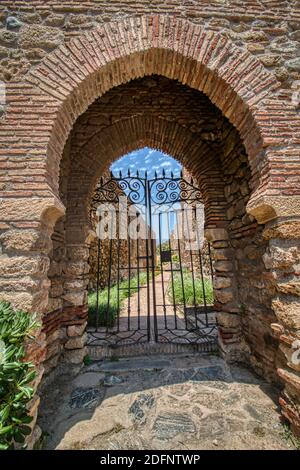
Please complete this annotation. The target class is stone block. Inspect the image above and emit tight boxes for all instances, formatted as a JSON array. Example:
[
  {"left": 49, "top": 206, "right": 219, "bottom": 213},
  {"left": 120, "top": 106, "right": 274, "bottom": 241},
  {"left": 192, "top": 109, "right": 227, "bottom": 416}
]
[
  {"left": 214, "top": 289, "right": 234, "bottom": 304},
  {"left": 213, "top": 276, "right": 232, "bottom": 289},
  {"left": 19, "top": 25, "right": 64, "bottom": 50},
  {"left": 214, "top": 261, "right": 233, "bottom": 272},
  {"left": 272, "top": 298, "right": 300, "bottom": 330},
  {"left": 63, "top": 291, "right": 87, "bottom": 306},
  {"left": 277, "top": 281, "right": 300, "bottom": 297},
  {"left": 67, "top": 322, "right": 87, "bottom": 337},
  {"left": 63, "top": 347, "right": 87, "bottom": 364},
  {"left": 213, "top": 249, "right": 232, "bottom": 261},
  {"left": 0, "top": 255, "right": 50, "bottom": 277},
  {"left": 216, "top": 312, "right": 241, "bottom": 328},
  {"left": 65, "top": 332, "right": 87, "bottom": 350},
  {"left": 204, "top": 228, "right": 229, "bottom": 242}
]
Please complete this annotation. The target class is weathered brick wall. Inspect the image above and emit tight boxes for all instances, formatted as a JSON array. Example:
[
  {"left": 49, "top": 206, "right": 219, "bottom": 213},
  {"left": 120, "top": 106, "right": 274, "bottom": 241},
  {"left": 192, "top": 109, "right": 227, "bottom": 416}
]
[
  {"left": 0, "top": 2, "right": 300, "bottom": 441},
  {"left": 1, "top": 0, "right": 300, "bottom": 97}
]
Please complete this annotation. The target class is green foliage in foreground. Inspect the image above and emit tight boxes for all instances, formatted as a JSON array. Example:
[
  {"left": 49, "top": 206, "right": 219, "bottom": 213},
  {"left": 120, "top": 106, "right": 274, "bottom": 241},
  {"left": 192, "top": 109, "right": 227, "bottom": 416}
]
[
  {"left": 0, "top": 301, "right": 39, "bottom": 450},
  {"left": 168, "top": 272, "right": 214, "bottom": 306},
  {"left": 88, "top": 272, "right": 149, "bottom": 327}
]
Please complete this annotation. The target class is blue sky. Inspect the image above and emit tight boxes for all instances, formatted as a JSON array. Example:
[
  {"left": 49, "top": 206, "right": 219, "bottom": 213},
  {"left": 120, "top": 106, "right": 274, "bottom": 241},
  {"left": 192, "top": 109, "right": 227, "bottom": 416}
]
[
  {"left": 110, "top": 148, "right": 182, "bottom": 242},
  {"left": 110, "top": 147, "right": 181, "bottom": 178}
]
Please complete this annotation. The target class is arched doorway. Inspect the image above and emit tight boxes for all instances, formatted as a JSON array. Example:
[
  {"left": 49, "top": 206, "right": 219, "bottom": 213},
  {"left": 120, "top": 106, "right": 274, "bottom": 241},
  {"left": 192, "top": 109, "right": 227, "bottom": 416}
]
[{"left": 46, "top": 73, "right": 275, "bottom": 379}]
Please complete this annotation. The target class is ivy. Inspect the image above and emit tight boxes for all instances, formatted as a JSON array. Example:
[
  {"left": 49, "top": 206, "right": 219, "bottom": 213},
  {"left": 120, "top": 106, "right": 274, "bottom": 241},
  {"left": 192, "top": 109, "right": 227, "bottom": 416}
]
[{"left": 0, "top": 301, "right": 39, "bottom": 450}]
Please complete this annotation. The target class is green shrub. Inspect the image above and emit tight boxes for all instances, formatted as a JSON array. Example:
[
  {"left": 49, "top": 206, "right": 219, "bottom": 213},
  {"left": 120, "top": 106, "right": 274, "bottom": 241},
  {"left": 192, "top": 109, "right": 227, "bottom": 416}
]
[
  {"left": 168, "top": 273, "right": 214, "bottom": 306},
  {"left": 0, "top": 301, "right": 38, "bottom": 450},
  {"left": 88, "top": 272, "right": 149, "bottom": 327}
]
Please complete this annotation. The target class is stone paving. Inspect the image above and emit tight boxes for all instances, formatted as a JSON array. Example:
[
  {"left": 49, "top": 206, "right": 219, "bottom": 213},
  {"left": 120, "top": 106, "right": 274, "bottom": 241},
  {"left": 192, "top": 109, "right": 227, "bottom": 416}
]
[{"left": 38, "top": 354, "right": 296, "bottom": 450}]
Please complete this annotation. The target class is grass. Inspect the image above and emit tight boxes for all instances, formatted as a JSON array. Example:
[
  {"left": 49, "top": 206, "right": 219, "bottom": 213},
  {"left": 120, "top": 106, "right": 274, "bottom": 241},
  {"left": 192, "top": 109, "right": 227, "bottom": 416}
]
[
  {"left": 168, "top": 271, "right": 214, "bottom": 306},
  {"left": 88, "top": 271, "right": 149, "bottom": 327},
  {"left": 282, "top": 423, "right": 300, "bottom": 450},
  {"left": 83, "top": 354, "right": 92, "bottom": 365}
]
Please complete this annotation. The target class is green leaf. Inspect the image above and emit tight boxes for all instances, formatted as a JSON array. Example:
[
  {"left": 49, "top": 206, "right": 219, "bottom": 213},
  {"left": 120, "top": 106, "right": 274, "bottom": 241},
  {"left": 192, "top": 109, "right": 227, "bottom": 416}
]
[
  {"left": 20, "top": 415, "right": 33, "bottom": 424},
  {"left": 0, "top": 405, "right": 10, "bottom": 423},
  {"left": 0, "top": 340, "right": 6, "bottom": 365},
  {"left": 18, "top": 386, "right": 33, "bottom": 399},
  {"left": 0, "top": 443, "right": 9, "bottom": 450},
  {"left": 0, "top": 302, "right": 37, "bottom": 448},
  {"left": 13, "top": 430, "right": 25, "bottom": 444},
  {"left": 19, "top": 370, "right": 36, "bottom": 386},
  {"left": 0, "top": 425, "right": 14, "bottom": 435},
  {"left": 19, "top": 425, "right": 31, "bottom": 436}
]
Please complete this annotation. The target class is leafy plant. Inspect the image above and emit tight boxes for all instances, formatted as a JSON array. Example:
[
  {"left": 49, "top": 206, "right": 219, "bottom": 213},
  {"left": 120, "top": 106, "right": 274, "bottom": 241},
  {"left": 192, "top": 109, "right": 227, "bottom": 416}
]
[
  {"left": 282, "top": 423, "right": 300, "bottom": 450},
  {"left": 83, "top": 354, "right": 92, "bottom": 366},
  {"left": 240, "top": 304, "right": 246, "bottom": 315},
  {"left": 0, "top": 301, "right": 38, "bottom": 450}
]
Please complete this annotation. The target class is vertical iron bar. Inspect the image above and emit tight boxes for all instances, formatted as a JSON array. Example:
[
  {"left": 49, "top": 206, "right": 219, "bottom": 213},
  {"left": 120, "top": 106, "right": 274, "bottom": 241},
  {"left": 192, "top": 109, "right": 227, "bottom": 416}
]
[
  {"left": 175, "top": 206, "right": 188, "bottom": 329},
  {"left": 144, "top": 178, "right": 151, "bottom": 342},
  {"left": 136, "top": 215, "right": 141, "bottom": 330},
  {"left": 95, "top": 238, "right": 101, "bottom": 332},
  {"left": 106, "top": 228, "right": 113, "bottom": 334},
  {"left": 148, "top": 179, "right": 158, "bottom": 342},
  {"left": 158, "top": 211, "right": 167, "bottom": 329},
  {"left": 185, "top": 204, "right": 198, "bottom": 327},
  {"left": 166, "top": 208, "right": 178, "bottom": 329},
  {"left": 127, "top": 208, "right": 131, "bottom": 330},
  {"left": 116, "top": 212, "right": 120, "bottom": 333}
]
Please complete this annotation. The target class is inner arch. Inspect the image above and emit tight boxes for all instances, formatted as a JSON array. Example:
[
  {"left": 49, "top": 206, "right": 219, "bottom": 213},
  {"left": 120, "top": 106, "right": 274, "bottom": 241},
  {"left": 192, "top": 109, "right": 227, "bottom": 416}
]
[{"left": 44, "top": 74, "right": 279, "bottom": 387}]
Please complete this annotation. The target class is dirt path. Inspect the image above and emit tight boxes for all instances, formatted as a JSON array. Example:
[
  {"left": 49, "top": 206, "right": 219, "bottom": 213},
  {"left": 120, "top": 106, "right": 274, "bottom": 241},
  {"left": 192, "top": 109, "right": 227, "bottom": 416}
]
[
  {"left": 88, "top": 272, "right": 217, "bottom": 347},
  {"left": 39, "top": 354, "right": 296, "bottom": 450}
]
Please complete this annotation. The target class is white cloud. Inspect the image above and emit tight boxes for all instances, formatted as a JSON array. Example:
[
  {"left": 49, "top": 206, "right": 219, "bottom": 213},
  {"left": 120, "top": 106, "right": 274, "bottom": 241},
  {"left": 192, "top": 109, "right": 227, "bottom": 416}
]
[{"left": 110, "top": 147, "right": 182, "bottom": 177}]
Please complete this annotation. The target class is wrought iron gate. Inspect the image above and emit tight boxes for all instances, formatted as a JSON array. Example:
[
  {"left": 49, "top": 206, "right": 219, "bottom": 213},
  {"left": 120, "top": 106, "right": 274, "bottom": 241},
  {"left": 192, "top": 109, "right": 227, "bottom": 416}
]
[{"left": 88, "top": 171, "right": 217, "bottom": 351}]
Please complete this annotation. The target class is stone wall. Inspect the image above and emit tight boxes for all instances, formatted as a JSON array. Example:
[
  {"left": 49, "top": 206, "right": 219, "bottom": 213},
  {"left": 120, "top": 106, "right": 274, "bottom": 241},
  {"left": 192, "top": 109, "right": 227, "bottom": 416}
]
[
  {"left": 0, "top": 3, "right": 299, "bottom": 441},
  {"left": 1, "top": 0, "right": 300, "bottom": 99}
]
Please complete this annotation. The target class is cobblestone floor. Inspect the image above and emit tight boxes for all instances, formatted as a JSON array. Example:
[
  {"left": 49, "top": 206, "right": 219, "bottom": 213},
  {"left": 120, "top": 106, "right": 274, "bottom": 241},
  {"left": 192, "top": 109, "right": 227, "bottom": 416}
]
[{"left": 38, "top": 354, "right": 296, "bottom": 450}]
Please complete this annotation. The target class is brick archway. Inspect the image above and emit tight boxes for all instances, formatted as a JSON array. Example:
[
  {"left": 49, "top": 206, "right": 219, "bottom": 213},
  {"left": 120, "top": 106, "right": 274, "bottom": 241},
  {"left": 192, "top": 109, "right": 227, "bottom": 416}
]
[
  {"left": 48, "top": 114, "right": 240, "bottom": 366},
  {"left": 15, "top": 15, "right": 299, "bottom": 221},
  {"left": 1, "top": 15, "right": 300, "bottom": 439}
]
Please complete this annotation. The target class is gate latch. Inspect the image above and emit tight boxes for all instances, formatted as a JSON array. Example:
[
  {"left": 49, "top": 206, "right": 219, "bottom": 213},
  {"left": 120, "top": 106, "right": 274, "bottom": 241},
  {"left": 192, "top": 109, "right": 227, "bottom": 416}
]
[{"left": 160, "top": 250, "right": 172, "bottom": 263}]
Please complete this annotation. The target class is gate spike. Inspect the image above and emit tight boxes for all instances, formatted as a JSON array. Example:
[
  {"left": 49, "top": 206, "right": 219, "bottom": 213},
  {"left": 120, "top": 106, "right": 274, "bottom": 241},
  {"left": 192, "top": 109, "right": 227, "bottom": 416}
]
[
  {"left": 171, "top": 171, "right": 174, "bottom": 178},
  {"left": 180, "top": 169, "right": 183, "bottom": 178},
  {"left": 145, "top": 170, "right": 148, "bottom": 179},
  {"left": 137, "top": 169, "right": 139, "bottom": 177},
  {"left": 191, "top": 176, "right": 194, "bottom": 185},
  {"left": 155, "top": 170, "right": 158, "bottom": 179},
  {"left": 162, "top": 168, "right": 165, "bottom": 177},
  {"left": 128, "top": 168, "right": 130, "bottom": 177},
  {"left": 119, "top": 170, "right": 122, "bottom": 178},
  {"left": 100, "top": 176, "right": 104, "bottom": 185},
  {"left": 110, "top": 170, "right": 113, "bottom": 178}
]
